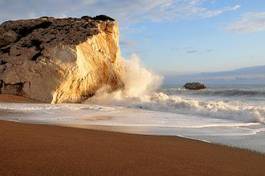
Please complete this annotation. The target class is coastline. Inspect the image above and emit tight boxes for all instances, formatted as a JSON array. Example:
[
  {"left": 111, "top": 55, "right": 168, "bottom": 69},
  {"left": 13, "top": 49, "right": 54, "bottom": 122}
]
[{"left": 1, "top": 94, "right": 265, "bottom": 175}]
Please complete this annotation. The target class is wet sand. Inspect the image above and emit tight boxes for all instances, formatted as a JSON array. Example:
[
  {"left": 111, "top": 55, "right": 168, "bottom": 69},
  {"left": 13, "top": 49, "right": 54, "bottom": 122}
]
[
  {"left": 0, "top": 94, "right": 38, "bottom": 103},
  {"left": 0, "top": 120, "right": 265, "bottom": 176}
]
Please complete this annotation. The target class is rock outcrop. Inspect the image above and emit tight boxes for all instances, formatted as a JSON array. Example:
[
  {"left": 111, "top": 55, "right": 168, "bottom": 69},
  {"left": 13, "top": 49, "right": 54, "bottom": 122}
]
[
  {"left": 184, "top": 82, "right": 206, "bottom": 90},
  {"left": 0, "top": 15, "right": 124, "bottom": 103}
]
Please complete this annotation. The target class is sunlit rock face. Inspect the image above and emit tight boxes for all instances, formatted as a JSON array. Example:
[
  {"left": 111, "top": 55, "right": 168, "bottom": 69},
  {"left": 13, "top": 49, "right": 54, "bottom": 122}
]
[{"left": 0, "top": 15, "right": 124, "bottom": 103}]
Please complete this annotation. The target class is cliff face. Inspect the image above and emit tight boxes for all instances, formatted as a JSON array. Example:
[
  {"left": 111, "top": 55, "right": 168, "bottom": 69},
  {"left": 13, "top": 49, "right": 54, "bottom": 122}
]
[{"left": 0, "top": 15, "right": 124, "bottom": 103}]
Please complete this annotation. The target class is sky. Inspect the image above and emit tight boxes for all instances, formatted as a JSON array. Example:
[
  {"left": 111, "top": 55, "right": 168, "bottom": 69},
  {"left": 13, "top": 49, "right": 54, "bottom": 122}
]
[{"left": 0, "top": 0, "right": 265, "bottom": 74}]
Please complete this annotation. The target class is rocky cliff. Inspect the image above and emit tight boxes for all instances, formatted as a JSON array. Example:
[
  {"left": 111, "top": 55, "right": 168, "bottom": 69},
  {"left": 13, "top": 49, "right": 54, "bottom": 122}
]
[{"left": 0, "top": 15, "right": 124, "bottom": 103}]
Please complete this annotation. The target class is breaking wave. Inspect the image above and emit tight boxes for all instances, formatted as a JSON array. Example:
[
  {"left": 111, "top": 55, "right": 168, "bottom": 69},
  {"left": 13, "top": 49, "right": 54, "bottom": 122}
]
[
  {"left": 85, "top": 54, "right": 265, "bottom": 124},
  {"left": 146, "top": 93, "right": 265, "bottom": 123}
]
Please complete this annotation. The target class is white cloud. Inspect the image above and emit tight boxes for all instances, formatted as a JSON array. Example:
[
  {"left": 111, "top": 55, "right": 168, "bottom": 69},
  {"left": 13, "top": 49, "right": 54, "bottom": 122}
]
[
  {"left": 103, "top": 0, "right": 240, "bottom": 22},
  {"left": 227, "top": 12, "right": 265, "bottom": 33},
  {"left": 0, "top": 0, "right": 240, "bottom": 25},
  {"left": 157, "top": 1, "right": 240, "bottom": 20},
  {"left": 202, "top": 4, "right": 240, "bottom": 18}
]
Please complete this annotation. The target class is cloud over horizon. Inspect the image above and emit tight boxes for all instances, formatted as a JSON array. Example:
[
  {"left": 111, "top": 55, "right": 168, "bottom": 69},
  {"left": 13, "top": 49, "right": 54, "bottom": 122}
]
[{"left": 227, "top": 12, "right": 265, "bottom": 33}]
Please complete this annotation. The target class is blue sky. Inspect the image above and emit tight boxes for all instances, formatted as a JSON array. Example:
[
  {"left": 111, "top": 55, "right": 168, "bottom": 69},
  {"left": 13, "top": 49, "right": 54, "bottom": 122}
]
[{"left": 1, "top": 0, "right": 265, "bottom": 73}]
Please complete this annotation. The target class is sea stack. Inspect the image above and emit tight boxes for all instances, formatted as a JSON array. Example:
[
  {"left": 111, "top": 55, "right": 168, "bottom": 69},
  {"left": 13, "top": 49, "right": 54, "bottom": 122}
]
[{"left": 0, "top": 15, "right": 124, "bottom": 103}]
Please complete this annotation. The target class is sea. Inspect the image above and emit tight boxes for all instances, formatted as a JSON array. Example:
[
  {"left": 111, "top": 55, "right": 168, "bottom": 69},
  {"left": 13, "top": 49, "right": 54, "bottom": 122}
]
[
  {"left": 1, "top": 84, "right": 265, "bottom": 153},
  {"left": 0, "top": 58, "right": 265, "bottom": 153}
]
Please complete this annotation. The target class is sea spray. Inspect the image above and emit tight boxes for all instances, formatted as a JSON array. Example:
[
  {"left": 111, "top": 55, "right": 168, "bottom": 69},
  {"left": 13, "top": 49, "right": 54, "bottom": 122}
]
[
  {"left": 120, "top": 54, "right": 162, "bottom": 97},
  {"left": 86, "top": 54, "right": 162, "bottom": 103},
  {"left": 85, "top": 55, "right": 265, "bottom": 124}
]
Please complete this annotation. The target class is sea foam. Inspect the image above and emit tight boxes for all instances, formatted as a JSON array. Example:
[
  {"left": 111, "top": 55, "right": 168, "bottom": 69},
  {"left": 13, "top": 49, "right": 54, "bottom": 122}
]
[{"left": 85, "top": 55, "right": 265, "bottom": 124}]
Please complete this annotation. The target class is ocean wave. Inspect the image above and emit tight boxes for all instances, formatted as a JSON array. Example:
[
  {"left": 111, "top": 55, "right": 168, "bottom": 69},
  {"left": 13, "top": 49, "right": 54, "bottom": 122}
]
[
  {"left": 88, "top": 91, "right": 265, "bottom": 124},
  {"left": 149, "top": 93, "right": 265, "bottom": 123}
]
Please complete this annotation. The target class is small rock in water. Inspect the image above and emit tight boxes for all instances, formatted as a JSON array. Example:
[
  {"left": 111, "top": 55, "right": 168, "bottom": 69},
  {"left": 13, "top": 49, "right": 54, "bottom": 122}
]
[{"left": 184, "top": 82, "right": 206, "bottom": 90}]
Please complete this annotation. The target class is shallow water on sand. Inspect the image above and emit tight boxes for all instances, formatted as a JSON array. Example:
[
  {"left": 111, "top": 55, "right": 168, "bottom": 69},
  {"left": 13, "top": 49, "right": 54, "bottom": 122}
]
[{"left": 0, "top": 101, "right": 265, "bottom": 154}]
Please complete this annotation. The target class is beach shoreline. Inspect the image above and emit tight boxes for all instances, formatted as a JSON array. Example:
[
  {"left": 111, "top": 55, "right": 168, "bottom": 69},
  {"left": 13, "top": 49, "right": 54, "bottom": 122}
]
[{"left": 1, "top": 94, "right": 265, "bottom": 175}]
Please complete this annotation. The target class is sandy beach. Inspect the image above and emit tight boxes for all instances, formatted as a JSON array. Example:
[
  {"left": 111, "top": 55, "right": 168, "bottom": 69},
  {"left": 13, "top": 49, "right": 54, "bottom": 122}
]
[
  {"left": 1, "top": 94, "right": 265, "bottom": 175},
  {"left": 0, "top": 119, "right": 264, "bottom": 176}
]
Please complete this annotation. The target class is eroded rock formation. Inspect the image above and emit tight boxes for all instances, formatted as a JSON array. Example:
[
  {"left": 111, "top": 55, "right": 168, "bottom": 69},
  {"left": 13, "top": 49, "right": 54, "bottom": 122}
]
[{"left": 0, "top": 15, "right": 124, "bottom": 103}]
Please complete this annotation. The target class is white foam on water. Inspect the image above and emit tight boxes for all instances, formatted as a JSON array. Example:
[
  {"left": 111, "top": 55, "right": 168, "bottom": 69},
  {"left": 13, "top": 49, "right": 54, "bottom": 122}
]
[
  {"left": 0, "top": 102, "right": 261, "bottom": 134},
  {"left": 0, "top": 101, "right": 265, "bottom": 153}
]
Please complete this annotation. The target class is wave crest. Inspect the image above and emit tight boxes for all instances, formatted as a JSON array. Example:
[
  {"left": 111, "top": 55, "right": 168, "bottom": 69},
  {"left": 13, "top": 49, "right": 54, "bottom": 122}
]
[{"left": 149, "top": 92, "right": 265, "bottom": 123}]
